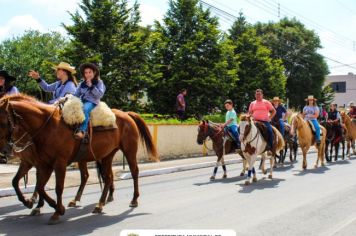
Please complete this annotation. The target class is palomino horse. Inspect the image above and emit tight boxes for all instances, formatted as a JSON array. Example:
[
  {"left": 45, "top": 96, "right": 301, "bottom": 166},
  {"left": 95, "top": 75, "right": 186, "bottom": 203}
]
[
  {"left": 290, "top": 114, "right": 326, "bottom": 169},
  {"left": 321, "top": 120, "right": 345, "bottom": 162},
  {"left": 239, "top": 115, "right": 284, "bottom": 185},
  {"left": 0, "top": 95, "right": 110, "bottom": 216},
  {"left": 340, "top": 112, "right": 356, "bottom": 158},
  {"left": 196, "top": 120, "right": 246, "bottom": 180},
  {"left": 0, "top": 94, "right": 158, "bottom": 224}
]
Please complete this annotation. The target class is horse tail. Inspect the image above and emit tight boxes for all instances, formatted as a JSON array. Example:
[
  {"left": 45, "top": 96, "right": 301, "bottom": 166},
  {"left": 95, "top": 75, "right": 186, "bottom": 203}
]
[
  {"left": 273, "top": 126, "right": 285, "bottom": 152},
  {"left": 127, "top": 112, "right": 159, "bottom": 162}
]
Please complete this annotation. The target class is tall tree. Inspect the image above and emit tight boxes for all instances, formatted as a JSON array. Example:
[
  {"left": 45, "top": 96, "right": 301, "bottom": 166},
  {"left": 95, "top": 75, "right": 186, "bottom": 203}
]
[
  {"left": 227, "top": 14, "right": 286, "bottom": 111},
  {"left": 147, "top": 0, "right": 238, "bottom": 116},
  {"left": 0, "top": 30, "right": 67, "bottom": 100},
  {"left": 62, "top": 0, "right": 151, "bottom": 110},
  {"left": 255, "top": 18, "right": 329, "bottom": 110}
]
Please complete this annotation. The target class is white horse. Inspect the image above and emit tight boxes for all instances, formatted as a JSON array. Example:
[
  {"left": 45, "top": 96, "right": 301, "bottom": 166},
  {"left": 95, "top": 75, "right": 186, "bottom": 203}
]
[{"left": 239, "top": 114, "right": 285, "bottom": 185}]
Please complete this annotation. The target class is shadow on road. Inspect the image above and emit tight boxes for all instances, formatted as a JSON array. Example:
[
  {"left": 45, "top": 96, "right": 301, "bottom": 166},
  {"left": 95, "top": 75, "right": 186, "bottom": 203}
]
[
  {"left": 326, "top": 159, "right": 351, "bottom": 166},
  {"left": 237, "top": 177, "right": 285, "bottom": 193},
  {"left": 193, "top": 175, "right": 246, "bottom": 186},
  {"left": 0, "top": 202, "right": 151, "bottom": 235},
  {"left": 293, "top": 165, "right": 329, "bottom": 176}
]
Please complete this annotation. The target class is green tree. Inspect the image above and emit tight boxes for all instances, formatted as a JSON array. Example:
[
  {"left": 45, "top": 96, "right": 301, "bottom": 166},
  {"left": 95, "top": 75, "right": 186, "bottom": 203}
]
[
  {"left": 227, "top": 14, "right": 286, "bottom": 111},
  {"left": 62, "top": 0, "right": 151, "bottom": 110},
  {"left": 255, "top": 18, "right": 329, "bottom": 110},
  {"left": 0, "top": 30, "right": 67, "bottom": 100},
  {"left": 147, "top": 0, "right": 238, "bottom": 116}
]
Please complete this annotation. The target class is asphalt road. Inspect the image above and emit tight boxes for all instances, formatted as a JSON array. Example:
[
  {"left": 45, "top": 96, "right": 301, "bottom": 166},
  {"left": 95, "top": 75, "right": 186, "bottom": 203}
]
[{"left": 1, "top": 153, "right": 356, "bottom": 236}]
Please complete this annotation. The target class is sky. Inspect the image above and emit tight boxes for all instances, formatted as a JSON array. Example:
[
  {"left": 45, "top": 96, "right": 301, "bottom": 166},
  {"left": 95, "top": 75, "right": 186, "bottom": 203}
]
[{"left": 0, "top": 0, "right": 355, "bottom": 75}]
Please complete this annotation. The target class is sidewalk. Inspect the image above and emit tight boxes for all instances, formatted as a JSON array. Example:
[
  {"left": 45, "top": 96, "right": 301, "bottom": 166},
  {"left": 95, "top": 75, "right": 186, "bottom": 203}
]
[{"left": 0, "top": 147, "right": 317, "bottom": 197}]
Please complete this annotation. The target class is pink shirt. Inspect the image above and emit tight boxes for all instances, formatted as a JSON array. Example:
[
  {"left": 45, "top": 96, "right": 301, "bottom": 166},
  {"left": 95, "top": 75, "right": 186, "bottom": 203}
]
[{"left": 249, "top": 99, "right": 274, "bottom": 121}]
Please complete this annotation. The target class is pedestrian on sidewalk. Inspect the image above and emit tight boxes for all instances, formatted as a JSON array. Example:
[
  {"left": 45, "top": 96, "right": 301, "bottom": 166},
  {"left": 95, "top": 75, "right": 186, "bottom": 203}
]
[{"left": 176, "top": 88, "right": 187, "bottom": 121}]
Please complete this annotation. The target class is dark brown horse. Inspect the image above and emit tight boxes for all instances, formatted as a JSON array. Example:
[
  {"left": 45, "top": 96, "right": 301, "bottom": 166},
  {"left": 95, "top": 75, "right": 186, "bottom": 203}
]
[
  {"left": 321, "top": 120, "right": 345, "bottom": 162},
  {"left": 196, "top": 120, "right": 246, "bottom": 180},
  {"left": 0, "top": 94, "right": 158, "bottom": 224}
]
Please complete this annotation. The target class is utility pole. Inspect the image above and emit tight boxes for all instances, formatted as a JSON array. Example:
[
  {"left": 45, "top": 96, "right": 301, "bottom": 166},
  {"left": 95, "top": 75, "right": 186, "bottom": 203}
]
[{"left": 278, "top": 2, "right": 280, "bottom": 18}]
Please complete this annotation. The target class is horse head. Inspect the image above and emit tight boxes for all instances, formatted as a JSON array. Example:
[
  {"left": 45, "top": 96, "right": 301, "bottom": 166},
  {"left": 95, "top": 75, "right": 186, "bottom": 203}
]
[
  {"left": 0, "top": 98, "right": 15, "bottom": 158},
  {"left": 239, "top": 114, "right": 252, "bottom": 142},
  {"left": 196, "top": 120, "right": 221, "bottom": 144},
  {"left": 290, "top": 113, "right": 304, "bottom": 136}
]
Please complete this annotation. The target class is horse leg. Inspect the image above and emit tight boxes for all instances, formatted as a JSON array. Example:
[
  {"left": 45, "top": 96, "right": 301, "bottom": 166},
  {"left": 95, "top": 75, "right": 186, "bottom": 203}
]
[
  {"left": 244, "top": 157, "right": 254, "bottom": 185},
  {"left": 325, "top": 141, "right": 330, "bottom": 162},
  {"left": 68, "top": 161, "right": 89, "bottom": 207},
  {"left": 252, "top": 167, "right": 257, "bottom": 182},
  {"left": 211, "top": 153, "right": 222, "bottom": 180},
  {"left": 302, "top": 147, "right": 308, "bottom": 170},
  {"left": 36, "top": 166, "right": 56, "bottom": 210},
  {"left": 261, "top": 154, "right": 267, "bottom": 175},
  {"left": 334, "top": 143, "right": 339, "bottom": 162},
  {"left": 346, "top": 140, "right": 351, "bottom": 158},
  {"left": 269, "top": 153, "right": 274, "bottom": 179},
  {"left": 240, "top": 158, "right": 247, "bottom": 176},
  {"left": 12, "top": 161, "right": 35, "bottom": 209},
  {"left": 221, "top": 158, "right": 227, "bottom": 179},
  {"left": 107, "top": 176, "right": 115, "bottom": 203},
  {"left": 122, "top": 148, "right": 140, "bottom": 208},
  {"left": 48, "top": 163, "right": 67, "bottom": 225},
  {"left": 93, "top": 155, "right": 114, "bottom": 214}
]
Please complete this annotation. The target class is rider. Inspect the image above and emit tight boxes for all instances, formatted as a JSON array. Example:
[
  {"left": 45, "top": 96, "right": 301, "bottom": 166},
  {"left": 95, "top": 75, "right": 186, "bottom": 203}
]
[
  {"left": 303, "top": 95, "right": 321, "bottom": 145},
  {"left": 347, "top": 101, "right": 356, "bottom": 119},
  {"left": 0, "top": 70, "right": 19, "bottom": 97},
  {"left": 320, "top": 105, "right": 328, "bottom": 122},
  {"left": 221, "top": 99, "right": 241, "bottom": 149},
  {"left": 29, "top": 62, "right": 78, "bottom": 104},
  {"left": 271, "top": 96, "right": 288, "bottom": 136},
  {"left": 327, "top": 103, "right": 342, "bottom": 142},
  {"left": 248, "top": 89, "right": 276, "bottom": 150},
  {"left": 74, "top": 63, "right": 106, "bottom": 139}
]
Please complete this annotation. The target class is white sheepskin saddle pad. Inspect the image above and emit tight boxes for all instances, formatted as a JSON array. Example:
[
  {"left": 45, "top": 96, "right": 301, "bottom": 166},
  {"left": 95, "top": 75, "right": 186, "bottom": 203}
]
[{"left": 61, "top": 95, "right": 116, "bottom": 127}]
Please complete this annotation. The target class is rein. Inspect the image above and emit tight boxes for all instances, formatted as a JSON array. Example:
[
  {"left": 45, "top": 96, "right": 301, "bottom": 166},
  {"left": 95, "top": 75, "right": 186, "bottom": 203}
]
[{"left": 6, "top": 100, "right": 59, "bottom": 153}]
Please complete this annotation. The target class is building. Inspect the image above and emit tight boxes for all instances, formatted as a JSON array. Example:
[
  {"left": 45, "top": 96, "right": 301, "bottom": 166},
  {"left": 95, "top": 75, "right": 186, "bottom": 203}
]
[{"left": 325, "top": 73, "right": 356, "bottom": 108}]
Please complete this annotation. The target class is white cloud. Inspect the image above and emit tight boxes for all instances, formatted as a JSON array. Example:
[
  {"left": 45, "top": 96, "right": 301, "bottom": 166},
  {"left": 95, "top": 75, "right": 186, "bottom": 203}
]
[
  {"left": 0, "top": 14, "right": 44, "bottom": 41},
  {"left": 139, "top": 3, "right": 163, "bottom": 26}
]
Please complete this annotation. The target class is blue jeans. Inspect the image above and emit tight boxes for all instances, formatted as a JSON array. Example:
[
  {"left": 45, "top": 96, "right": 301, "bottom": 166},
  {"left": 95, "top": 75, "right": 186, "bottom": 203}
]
[
  {"left": 310, "top": 119, "right": 321, "bottom": 142},
  {"left": 226, "top": 125, "right": 240, "bottom": 145},
  {"left": 79, "top": 101, "right": 96, "bottom": 132},
  {"left": 279, "top": 119, "right": 285, "bottom": 136},
  {"left": 262, "top": 121, "right": 274, "bottom": 149}
]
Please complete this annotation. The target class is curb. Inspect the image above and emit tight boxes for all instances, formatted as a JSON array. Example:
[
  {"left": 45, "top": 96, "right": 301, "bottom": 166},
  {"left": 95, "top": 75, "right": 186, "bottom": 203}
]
[
  {"left": 0, "top": 185, "right": 50, "bottom": 198},
  {"left": 120, "top": 159, "right": 240, "bottom": 179}
]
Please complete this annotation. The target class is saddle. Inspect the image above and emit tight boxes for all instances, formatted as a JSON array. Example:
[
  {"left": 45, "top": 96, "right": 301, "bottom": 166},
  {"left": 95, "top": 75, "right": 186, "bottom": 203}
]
[
  {"left": 254, "top": 122, "right": 269, "bottom": 143},
  {"left": 224, "top": 129, "right": 240, "bottom": 149},
  {"left": 307, "top": 120, "right": 323, "bottom": 136}
]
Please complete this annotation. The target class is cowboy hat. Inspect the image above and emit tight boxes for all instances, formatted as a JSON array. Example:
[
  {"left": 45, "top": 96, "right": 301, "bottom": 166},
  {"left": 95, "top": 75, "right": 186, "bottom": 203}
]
[
  {"left": 271, "top": 96, "right": 283, "bottom": 103},
  {"left": 348, "top": 101, "right": 355, "bottom": 107},
  {"left": 52, "top": 62, "right": 76, "bottom": 74},
  {"left": 79, "top": 63, "right": 100, "bottom": 77},
  {"left": 0, "top": 70, "right": 16, "bottom": 82},
  {"left": 224, "top": 99, "right": 233, "bottom": 105},
  {"left": 304, "top": 95, "right": 317, "bottom": 101}
]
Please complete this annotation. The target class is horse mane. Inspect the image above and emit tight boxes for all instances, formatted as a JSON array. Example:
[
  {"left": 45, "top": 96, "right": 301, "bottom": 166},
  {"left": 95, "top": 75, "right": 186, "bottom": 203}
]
[
  {"left": 1, "top": 93, "right": 39, "bottom": 103},
  {"left": 206, "top": 120, "right": 220, "bottom": 130},
  {"left": 239, "top": 113, "right": 251, "bottom": 122}
]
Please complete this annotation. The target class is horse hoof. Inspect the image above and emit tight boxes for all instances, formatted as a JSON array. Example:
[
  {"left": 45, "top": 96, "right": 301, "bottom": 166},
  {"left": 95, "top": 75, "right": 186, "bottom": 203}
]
[
  {"left": 321, "top": 163, "right": 325, "bottom": 167},
  {"left": 129, "top": 202, "right": 138, "bottom": 208},
  {"left": 244, "top": 181, "right": 250, "bottom": 185},
  {"left": 92, "top": 207, "right": 103, "bottom": 214},
  {"left": 106, "top": 196, "right": 114, "bottom": 203},
  {"left": 252, "top": 177, "right": 257, "bottom": 182},
  {"left": 24, "top": 199, "right": 34, "bottom": 209},
  {"left": 240, "top": 172, "right": 245, "bottom": 177},
  {"left": 222, "top": 174, "right": 227, "bottom": 179},
  {"left": 30, "top": 208, "right": 41, "bottom": 216},
  {"left": 210, "top": 176, "right": 215, "bottom": 181},
  {"left": 263, "top": 170, "right": 267, "bottom": 175},
  {"left": 68, "top": 200, "right": 77, "bottom": 207},
  {"left": 48, "top": 216, "right": 60, "bottom": 225},
  {"left": 31, "top": 196, "right": 38, "bottom": 204},
  {"left": 268, "top": 174, "right": 273, "bottom": 179},
  {"left": 302, "top": 165, "right": 307, "bottom": 170},
  {"left": 314, "top": 164, "right": 318, "bottom": 168}
]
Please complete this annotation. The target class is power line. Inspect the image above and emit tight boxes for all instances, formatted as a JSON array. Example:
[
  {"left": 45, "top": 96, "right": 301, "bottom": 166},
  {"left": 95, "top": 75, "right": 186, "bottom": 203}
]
[{"left": 199, "top": 0, "right": 356, "bottom": 71}]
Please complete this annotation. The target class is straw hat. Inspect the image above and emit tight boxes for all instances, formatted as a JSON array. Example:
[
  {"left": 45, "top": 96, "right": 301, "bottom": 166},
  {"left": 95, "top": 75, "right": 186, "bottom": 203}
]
[
  {"left": 304, "top": 95, "right": 317, "bottom": 101},
  {"left": 271, "top": 96, "right": 283, "bottom": 103},
  {"left": 348, "top": 101, "right": 355, "bottom": 107},
  {"left": 52, "top": 62, "right": 76, "bottom": 74}
]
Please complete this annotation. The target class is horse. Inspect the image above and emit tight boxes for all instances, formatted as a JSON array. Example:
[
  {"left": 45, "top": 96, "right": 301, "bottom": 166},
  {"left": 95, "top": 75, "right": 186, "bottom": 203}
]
[
  {"left": 271, "top": 120, "right": 298, "bottom": 164},
  {"left": 239, "top": 115, "right": 285, "bottom": 185},
  {"left": 320, "top": 120, "right": 345, "bottom": 162},
  {"left": 0, "top": 94, "right": 158, "bottom": 224},
  {"left": 290, "top": 114, "right": 326, "bottom": 169},
  {"left": 0, "top": 95, "right": 110, "bottom": 216},
  {"left": 340, "top": 112, "right": 356, "bottom": 158},
  {"left": 196, "top": 120, "right": 247, "bottom": 180}
]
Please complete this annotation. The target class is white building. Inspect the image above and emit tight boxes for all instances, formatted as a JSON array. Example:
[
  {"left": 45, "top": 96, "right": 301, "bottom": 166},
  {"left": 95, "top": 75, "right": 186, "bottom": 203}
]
[{"left": 325, "top": 73, "right": 356, "bottom": 108}]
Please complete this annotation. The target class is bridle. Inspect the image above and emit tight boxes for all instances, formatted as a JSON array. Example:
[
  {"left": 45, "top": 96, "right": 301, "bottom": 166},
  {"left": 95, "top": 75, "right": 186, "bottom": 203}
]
[
  {"left": 198, "top": 121, "right": 224, "bottom": 151},
  {"left": 2, "top": 99, "right": 58, "bottom": 153}
]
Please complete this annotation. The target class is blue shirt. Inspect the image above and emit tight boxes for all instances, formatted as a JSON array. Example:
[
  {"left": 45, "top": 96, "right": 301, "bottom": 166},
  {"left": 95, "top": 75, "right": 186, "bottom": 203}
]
[
  {"left": 274, "top": 105, "right": 287, "bottom": 120},
  {"left": 75, "top": 79, "right": 105, "bottom": 105},
  {"left": 6, "top": 86, "right": 19, "bottom": 95},
  {"left": 38, "top": 78, "right": 77, "bottom": 104}
]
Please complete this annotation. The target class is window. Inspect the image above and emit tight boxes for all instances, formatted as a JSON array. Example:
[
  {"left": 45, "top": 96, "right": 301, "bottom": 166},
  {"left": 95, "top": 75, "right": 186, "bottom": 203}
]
[{"left": 330, "top": 81, "right": 346, "bottom": 93}]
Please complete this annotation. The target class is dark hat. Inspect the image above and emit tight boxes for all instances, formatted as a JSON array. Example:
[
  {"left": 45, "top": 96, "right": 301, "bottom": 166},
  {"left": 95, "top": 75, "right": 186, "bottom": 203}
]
[
  {"left": 0, "top": 70, "right": 16, "bottom": 82},
  {"left": 79, "top": 63, "right": 100, "bottom": 77},
  {"left": 224, "top": 99, "right": 233, "bottom": 105}
]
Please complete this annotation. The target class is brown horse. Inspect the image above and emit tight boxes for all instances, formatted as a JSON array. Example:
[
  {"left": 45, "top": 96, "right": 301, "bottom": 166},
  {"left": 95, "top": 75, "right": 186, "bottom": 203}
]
[
  {"left": 340, "top": 112, "right": 356, "bottom": 158},
  {"left": 290, "top": 114, "right": 326, "bottom": 169},
  {"left": 0, "top": 94, "right": 158, "bottom": 224},
  {"left": 196, "top": 120, "right": 246, "bottom": 180},
  {"left": 0, "top": 95, "right": 109, "bottom": 216}
]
